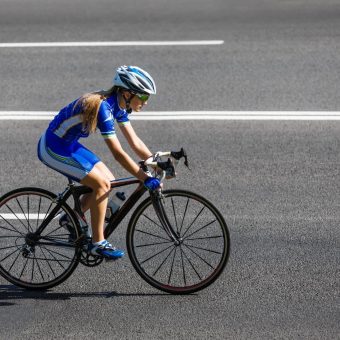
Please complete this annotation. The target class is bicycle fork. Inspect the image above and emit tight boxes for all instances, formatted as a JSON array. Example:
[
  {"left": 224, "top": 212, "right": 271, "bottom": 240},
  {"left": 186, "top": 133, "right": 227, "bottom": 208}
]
[{"left": 150, "top": 190, "right": 181, "bottom": 245}]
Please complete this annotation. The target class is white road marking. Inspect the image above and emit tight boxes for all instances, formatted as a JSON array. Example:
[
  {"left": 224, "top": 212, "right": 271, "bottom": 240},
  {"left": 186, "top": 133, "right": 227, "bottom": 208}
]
[
  {"left": 0, "top": 41, "right": 224, "bottom": 48},
  {"left": 0, "top": 111, "right": 340, "bottom": 120},
  {"left": 1, "top": 213, "right": 58, "bottom": 220}
]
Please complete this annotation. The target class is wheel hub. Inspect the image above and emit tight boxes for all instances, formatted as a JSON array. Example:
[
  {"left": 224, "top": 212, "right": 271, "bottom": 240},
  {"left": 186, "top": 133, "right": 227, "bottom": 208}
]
[
  {"left": 174, "top": 237, "right": 183, "bottom": 246},
  {"left": 25, "top": 232, "right": 39, "bottom": 246}
]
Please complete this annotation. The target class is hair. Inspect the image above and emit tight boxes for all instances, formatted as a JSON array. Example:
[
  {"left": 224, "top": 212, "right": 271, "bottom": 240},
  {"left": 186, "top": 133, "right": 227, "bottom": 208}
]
[{"left": 74, "top": 86, "right": 119, "bottom": 133}]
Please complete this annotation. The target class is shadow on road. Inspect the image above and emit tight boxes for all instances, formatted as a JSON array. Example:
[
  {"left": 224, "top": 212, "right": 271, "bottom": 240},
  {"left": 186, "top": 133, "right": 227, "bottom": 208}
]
[{"left": 0, "top": 284, "right": 177, "bottom": 306}]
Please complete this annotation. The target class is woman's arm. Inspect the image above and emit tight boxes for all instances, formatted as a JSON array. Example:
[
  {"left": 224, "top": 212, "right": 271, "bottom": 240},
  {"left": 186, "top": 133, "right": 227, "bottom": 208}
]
[
  {"left": 119, "top": 123, "right": 152, "bottom": 160},
  {"left": 104, "top": 136, "right": 148, "bottom": 182}
]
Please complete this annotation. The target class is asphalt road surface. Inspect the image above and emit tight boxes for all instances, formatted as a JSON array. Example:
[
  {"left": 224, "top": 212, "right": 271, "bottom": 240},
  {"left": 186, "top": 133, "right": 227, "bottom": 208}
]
[{"left": 0, "top": 0, "right": 339, "bottom": 339}]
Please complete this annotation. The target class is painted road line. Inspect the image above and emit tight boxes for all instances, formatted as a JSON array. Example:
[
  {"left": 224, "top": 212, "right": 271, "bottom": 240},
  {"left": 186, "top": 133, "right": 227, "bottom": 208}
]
[
  {"left": 1, "top": 214, "right": 58, "bottom": 220},
  {"left": 0, "top": 111, "right": 340, "bottom": 120},
  {"left": 0, "top": 41, "right": 224, "bottom": 48}
]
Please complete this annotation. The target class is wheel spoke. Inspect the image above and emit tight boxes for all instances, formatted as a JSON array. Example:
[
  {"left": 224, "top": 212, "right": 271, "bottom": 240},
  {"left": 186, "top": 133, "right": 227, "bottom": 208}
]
[
  {"left": 181, "top": 246, "right": 202, "bottom": 281},
  {"left": 43, "top": 212, "right": 65, "bottom": 237},
  {"left": 153, "top": 246, "right": 176, "bottom": 276},
  {"left": 0, "top": 247, "right": 22, "bottom": 263},
  {"left": 142, "top": 213, "right": 167, "bottom": 233},
  {"left": 41, "top": 201, "right": 53, "bottom": 225},
  {"left": 27, "top": 195, "right": 33, "bottom": 232},
  {"left": 39, "top": 245, "right": 74, "bottom": 261},
  {"left": 0, "top": 226, "right": 25, "bottom": 238},
  {"left": 140, "top": 244, "right": 174, "bottom": 265},
  {"left": 40, "top": 246, "right": 56, "bottom": 277},
  {"left": 184, "top": 243, "right": 222, "bottom": 255},
  {"left": 0, "top": 235, "right": 25, "bottom": 239},
  {"left": 168, "top": 247, "right": 177, "bottom": 284},
  {"left": 44, "top": 226, "right": 66, "bottom": 238},
  {"left": 16, "top": 198, "right": 32, "bottom": 232},
  {"left": 185, "top": 235, "right": 223, "bottom": 241},
  {"left": 36, "top": 196, "right": 42, "bottom": 229},
  {"left": 183, "top": 219, "right": 217, "bottom": 240},
  {"left": 136, "top": 229, "right": 170, "bottom": 241},
  {"left": 0, "top": 215, "right": 26, "bottom": 236},
  {"left": 179, "top": 245, "right": 187, "bottom": 285},
  {"left": 31, "top": 257, "right": 35, "bottom": 282},
  {"left": 182, "top": 206, "right": 205, "bottom": 238},
  {"left": 0, "top": 244, "right": 25, "bottom": 251},
  {"left": 35, "top": 254, "right": 45, "bottom": 281},
  {"left": 39, "top": 246, "right": 66, "bottom": 269},
  {"left": 183, "top": 244, "right": 215, "bottom": 269},
  {"left": 136, "top": 240, "right": 173, "bottom": 248},
  {"left": 8, "top": 250, "right": 22, "bottom": 272},
  {"left": 25, "top": 256, "right": 73, "bottom": 263},
  {"left": 4, "top": 204, "right": 29, "bottom": 232},
  {"left": 19, "top": 258, "right": 29, "bottom": 279}
]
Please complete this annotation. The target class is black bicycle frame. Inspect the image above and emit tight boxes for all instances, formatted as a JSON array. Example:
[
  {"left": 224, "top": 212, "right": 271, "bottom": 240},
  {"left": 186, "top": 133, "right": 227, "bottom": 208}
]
[
  {"left": 35, "top": 176, "right": 179, "bottom": 242},
  {"left": 104, "top": 178, "right": 179, "bottom": 242},
  {"left": 104, "top": 178, "right": 146, "bottom": 238}
]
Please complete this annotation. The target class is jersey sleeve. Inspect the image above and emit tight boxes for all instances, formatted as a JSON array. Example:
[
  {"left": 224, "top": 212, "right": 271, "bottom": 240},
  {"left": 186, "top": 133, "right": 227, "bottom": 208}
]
[
  {"left": 115, "top": 110, "right": 130, "bottom": 127},
  {"left": 97, "top": 101, "right": 116, "bottom": 139}
]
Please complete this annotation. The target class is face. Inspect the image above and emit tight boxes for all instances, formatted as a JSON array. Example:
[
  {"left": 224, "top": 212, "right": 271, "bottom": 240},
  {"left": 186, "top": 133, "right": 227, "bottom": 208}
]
[{"left": 123, "top": 92, "right": 149, "bottom": 112}]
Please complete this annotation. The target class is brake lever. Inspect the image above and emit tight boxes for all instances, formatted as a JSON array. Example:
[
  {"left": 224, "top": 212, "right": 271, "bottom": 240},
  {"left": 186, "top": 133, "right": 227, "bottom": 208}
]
[
  {"left": 139, "top": 160, "right": 148, "bottom": 172},
  {"left": 171, "top": 148, "right": 190, "bottom": 170},
  {"left": 182, "top": 150, "right": 190, "bottom": 170},
  {"left": 180, "top": 148, "right": 190, "bottom": 170}
]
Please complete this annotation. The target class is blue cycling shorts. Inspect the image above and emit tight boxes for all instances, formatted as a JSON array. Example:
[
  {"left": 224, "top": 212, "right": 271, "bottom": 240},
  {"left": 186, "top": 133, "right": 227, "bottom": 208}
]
[{"left": 38, "top": 130, "right": 100, "bottom": 182}]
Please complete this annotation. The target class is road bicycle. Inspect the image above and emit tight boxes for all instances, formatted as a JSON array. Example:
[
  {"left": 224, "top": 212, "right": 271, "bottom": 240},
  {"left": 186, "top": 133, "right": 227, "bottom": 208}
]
[{"left": 0, "top": 149, "right": 230, "bottom": 294}]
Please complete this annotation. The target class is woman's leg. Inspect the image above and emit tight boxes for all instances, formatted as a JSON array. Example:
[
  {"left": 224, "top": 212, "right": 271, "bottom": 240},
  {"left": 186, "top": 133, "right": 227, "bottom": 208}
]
[
  {"left": 80, "top": 163, "right": 113, "bottom": 243},
  {"left": 80, "top": 162, "right": 115, "bottom": 213},
  {"left": 39, "top": 134, "right": 122, "bottom": 254}
]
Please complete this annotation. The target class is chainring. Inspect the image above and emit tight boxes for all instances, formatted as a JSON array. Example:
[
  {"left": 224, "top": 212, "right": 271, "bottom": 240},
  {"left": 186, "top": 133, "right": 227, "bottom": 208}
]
[{"left": 79, "top": 249, "right": 104, "bottom": 267}]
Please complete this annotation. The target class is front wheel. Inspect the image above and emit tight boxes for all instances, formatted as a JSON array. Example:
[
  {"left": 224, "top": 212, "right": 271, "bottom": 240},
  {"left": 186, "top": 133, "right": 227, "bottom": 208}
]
[{"left": 127, "top": 190, "right": 230, "bottom": 294}]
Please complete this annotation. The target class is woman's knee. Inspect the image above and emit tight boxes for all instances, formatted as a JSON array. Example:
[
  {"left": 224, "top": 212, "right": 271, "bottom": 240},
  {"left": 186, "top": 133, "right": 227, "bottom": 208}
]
[
  {"left": 93, "top": 178, "right": 111, "bottom": 193},
  {"left": 81, "top": 172, "right": 111, "bottom": 193}
]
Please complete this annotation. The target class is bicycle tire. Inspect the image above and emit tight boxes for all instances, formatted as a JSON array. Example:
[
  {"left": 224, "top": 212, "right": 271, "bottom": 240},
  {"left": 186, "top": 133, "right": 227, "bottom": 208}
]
[
  {"left": 0, "top": 187, "right": 82, "bottom": 290},
  {"left": 126, "top": 189, "right": 230, "bottom": 294}
]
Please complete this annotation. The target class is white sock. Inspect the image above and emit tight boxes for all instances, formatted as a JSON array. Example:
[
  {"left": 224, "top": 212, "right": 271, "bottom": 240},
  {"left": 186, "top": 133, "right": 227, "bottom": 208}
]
[{"left": 93, "top": 239, "right": 106, "bottom": 246}]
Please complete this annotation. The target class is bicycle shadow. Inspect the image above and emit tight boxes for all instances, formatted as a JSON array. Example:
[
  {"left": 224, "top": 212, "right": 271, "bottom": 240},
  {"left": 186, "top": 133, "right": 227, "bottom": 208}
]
[{"left": 0, "top": 284, "right": 176, "bottom": 306}]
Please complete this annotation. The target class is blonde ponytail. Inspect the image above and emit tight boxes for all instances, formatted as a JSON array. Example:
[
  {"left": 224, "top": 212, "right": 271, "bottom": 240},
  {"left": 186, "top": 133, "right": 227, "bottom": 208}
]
[{"left": 74, "top": 86, "right": 117, "bottom": 134}]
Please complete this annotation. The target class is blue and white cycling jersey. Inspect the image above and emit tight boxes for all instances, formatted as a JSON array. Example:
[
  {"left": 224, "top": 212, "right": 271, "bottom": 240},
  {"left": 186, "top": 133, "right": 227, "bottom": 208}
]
[
  {"left": 38, "top": 93, "right": 129, "bottom": 182},
  {"left": 47, "top": 93, "right": 130, "bottom": 142}
]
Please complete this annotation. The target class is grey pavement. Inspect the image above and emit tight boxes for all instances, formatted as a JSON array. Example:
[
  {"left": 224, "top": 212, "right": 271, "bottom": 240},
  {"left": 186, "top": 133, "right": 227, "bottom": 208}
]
[{"left": 0, "top": 1, "right": 339, "bottom": 339}]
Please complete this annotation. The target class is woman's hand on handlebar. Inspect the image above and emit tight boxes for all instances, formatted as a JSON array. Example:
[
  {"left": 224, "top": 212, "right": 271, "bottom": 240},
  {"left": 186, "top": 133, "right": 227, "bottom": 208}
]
[
  {"left": 140, "top": 148, "right": 188, "bottom": 184},
  {"left": 144, "top": 177, "right": 161, "bottom": 191}
]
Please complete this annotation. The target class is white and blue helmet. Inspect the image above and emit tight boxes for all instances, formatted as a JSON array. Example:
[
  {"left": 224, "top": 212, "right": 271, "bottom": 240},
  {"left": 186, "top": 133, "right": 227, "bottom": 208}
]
[{"left": 113, "top": 65, "right": 156, "bottom": 95}]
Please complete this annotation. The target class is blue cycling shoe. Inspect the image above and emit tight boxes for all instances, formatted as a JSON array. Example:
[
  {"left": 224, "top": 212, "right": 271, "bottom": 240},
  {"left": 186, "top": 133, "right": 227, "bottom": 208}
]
[{"left": 88, "top": 240, "right": 125, "bottom": 260}]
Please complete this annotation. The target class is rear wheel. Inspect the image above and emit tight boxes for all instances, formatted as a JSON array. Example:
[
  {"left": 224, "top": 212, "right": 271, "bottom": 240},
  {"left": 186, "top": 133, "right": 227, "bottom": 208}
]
[
  {"left": 127, "top": 190, "right": 230, "bottom": 294},
  {"left": 0, "top": 187, "right": 82, "bottom": 290}
]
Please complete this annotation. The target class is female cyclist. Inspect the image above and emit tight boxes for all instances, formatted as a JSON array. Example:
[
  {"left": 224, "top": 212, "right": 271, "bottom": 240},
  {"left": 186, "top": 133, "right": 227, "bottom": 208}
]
[{"left": 37, "top": 65, "right": 160, "bottom": 260}]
